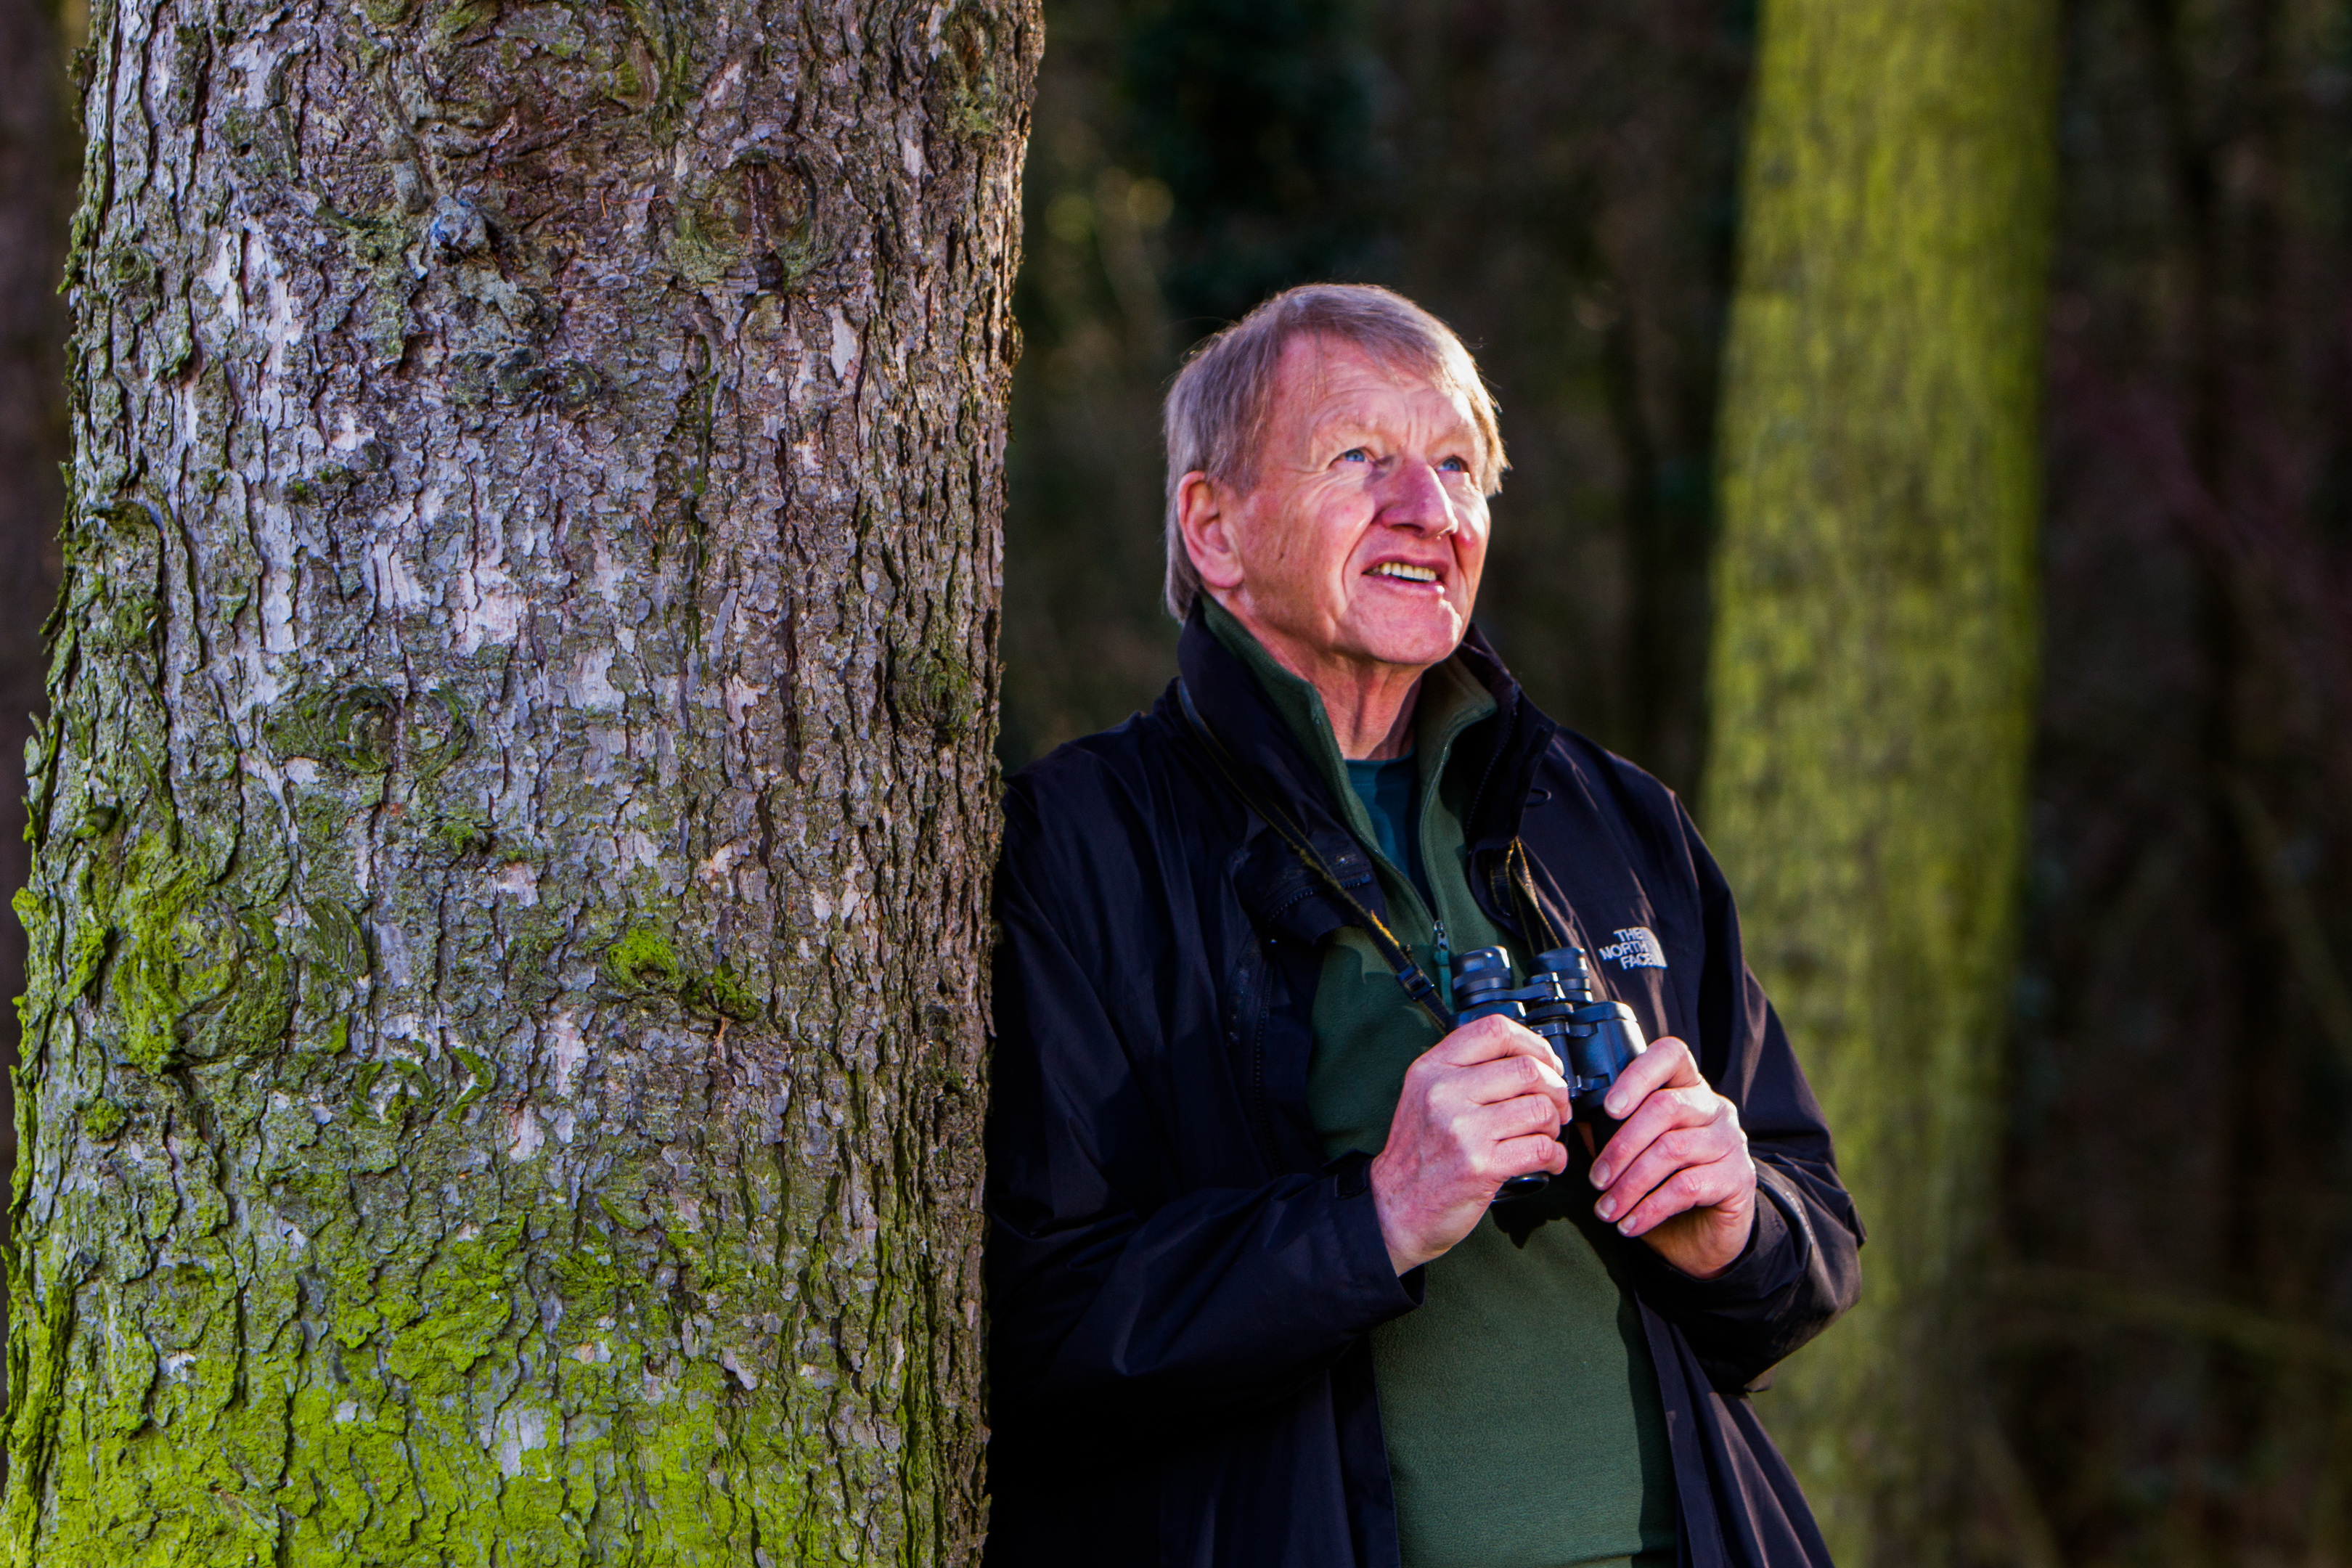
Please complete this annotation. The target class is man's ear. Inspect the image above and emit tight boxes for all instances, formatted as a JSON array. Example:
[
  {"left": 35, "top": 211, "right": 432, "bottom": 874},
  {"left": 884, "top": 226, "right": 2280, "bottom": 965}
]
[{"left": 1175, "top": 470, "right": 1248, "bottom": 594}]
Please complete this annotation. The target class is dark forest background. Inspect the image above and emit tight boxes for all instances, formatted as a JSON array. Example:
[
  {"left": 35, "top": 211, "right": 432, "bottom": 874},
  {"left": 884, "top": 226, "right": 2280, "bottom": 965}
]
[{"left": 4, "top": 0, "right": 2351, "bottom": 1561}]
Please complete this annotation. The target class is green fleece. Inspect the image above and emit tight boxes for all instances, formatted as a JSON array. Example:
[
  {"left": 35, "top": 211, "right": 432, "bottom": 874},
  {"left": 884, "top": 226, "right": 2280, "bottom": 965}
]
[{"left": 1206, "top": 603, "right": 1675, "bottom": 1568}]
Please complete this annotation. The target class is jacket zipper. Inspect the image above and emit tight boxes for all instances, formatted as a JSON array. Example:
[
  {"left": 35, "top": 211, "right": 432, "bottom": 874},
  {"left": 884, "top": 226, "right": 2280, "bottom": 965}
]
[
  {"left": 1432, "top": 919, "right": 1450, "bottom": 1010},
  {"left": 1462, "top": 696, "right": 1519, "bottom": 841},
  {"left": 1486, "top": 857, "right": 1523, "bottom": 946},
  {"left": 1267, "top": 883, "right": 1318, "bottom": 923},
  {"left": 1244, "top": 951, "right": 1281, "bottom": 1172}
]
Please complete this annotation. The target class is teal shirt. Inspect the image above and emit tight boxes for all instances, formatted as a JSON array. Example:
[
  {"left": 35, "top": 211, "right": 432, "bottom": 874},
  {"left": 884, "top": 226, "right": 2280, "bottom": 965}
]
[
  {"left": 1345, "top": 756, "right": 1429, "bottom": 903},
  {"left": 1206, "top": 602, "right": 1677, "bottom": 1568}
]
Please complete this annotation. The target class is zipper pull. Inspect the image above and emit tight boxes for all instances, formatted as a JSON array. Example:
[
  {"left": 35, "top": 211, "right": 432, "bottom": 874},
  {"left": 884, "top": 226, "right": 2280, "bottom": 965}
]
[{"left": 1432, "top": 920, "right": 1452, "bottom": 1012}]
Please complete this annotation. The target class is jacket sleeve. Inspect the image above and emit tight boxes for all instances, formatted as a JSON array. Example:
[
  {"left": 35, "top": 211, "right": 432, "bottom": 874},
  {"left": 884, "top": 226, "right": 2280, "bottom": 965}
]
[
  {"left": 1624, "top": 796, "right": 1865, "bottom": 1392},
  {"left": 984, "top": 783, "right": 1419, "bottom": 1429}
]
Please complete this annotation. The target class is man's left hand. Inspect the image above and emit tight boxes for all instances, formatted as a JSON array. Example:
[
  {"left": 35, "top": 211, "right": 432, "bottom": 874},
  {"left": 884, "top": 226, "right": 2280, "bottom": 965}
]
[{"left": 1587, "top": 1037, "right": 1756, "bottom": 1280}]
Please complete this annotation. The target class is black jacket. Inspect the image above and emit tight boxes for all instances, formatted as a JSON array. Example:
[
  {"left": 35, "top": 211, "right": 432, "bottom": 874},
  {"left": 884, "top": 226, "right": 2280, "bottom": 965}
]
[{"left": 985, "top": 610, "right": 1863, "bottom": 1568}]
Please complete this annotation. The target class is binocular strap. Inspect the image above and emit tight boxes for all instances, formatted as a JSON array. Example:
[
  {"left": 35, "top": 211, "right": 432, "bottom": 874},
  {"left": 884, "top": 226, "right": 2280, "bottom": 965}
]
[{"left": 1175, "top": 683, "right": 1455, "bottom": 1034}]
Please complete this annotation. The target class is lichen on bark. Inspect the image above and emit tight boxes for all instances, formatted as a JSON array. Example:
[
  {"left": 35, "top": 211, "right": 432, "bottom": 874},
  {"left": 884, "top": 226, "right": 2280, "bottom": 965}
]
[{"left": 7, "top": 0, "right": 1034, "bottom": 1559}]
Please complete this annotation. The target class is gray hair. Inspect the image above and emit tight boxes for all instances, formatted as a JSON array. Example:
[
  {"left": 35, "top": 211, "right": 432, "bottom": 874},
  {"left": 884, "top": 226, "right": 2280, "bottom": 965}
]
[{"left": 1161, "top": 283, "right": 1506, "bottom": 620}]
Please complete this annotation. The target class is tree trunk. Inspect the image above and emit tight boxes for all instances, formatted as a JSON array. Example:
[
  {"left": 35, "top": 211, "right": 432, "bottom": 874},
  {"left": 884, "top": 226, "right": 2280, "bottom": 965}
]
[
  {"left": 1702, "top": 1, "right": 2056, "bottom": 1561},
  {"left": 6, "top": 0, "right": 1033, "bottom": 1557}
]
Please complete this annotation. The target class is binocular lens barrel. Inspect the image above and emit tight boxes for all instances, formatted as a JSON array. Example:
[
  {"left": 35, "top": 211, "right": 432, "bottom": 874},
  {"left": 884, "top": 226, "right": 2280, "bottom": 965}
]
[
  {"left": 1450, "top": 947, "right": 1518, "bottom": 1016},
  {"left": 1446, "top": 943, "right": 1649, "bottom": 1203}
]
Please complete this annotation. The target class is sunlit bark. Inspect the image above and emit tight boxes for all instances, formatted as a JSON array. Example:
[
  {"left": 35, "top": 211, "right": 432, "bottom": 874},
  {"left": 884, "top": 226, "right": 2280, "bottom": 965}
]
[{"left": 6, "top": 0, "right": 1033, "bottom": 1558}]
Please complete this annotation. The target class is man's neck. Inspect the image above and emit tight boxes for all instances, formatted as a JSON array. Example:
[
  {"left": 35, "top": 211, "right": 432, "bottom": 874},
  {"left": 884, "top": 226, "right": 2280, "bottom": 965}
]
[{"left": 1217, "top": 603, "right": 1427, "bottom": 761}]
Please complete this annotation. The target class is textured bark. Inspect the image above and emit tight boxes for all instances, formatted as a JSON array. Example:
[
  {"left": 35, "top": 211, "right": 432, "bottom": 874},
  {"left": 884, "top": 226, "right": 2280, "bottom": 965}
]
[
  {"left": 1702, "top": 1, "right": 2056, "bottom": 1561},
  {"left": 5, "top": 0, "right": 1033, "bottom": 1558}
]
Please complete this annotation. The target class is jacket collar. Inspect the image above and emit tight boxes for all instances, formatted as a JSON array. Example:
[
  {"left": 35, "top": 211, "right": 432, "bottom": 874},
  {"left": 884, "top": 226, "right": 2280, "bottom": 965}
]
[
  {"left": 1444, "top": 619, "right": 1558, "bottom": 854},
  {"left": 1176, "top": 604, "right": 1352, "bottom": 843},
  {"left": 1173, "top": 602, "right": 1557, "bottom": 855}
]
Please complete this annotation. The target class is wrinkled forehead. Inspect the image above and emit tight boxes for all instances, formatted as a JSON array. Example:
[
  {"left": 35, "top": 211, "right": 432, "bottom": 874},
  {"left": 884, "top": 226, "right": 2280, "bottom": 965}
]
[{"left": 1262, "top": 332, "right": 1490, "bottom": 454}]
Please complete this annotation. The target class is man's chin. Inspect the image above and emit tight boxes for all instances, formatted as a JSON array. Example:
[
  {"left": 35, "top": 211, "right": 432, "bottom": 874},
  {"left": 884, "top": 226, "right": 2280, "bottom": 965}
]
[{"left": 1347, "top": 618, "right": 1468, "bottom": 671}]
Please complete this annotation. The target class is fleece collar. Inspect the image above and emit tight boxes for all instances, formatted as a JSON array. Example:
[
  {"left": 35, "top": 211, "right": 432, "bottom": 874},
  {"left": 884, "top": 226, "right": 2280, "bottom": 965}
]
[{"left": 1175, "top": 600, "right": 1555, "bottom": 861}]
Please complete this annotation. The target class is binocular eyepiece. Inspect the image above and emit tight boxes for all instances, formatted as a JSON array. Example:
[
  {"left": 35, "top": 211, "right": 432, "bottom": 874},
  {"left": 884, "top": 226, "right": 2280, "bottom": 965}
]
[{"left": 1450, "top": 944, "right": 1647, "bottom": 1200}]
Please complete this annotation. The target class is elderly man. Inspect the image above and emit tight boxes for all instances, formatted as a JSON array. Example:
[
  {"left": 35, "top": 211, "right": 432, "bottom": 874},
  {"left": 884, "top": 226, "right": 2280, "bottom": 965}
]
[{"left": 986, "top": 284, "right": 1861, "bottom": 1568}]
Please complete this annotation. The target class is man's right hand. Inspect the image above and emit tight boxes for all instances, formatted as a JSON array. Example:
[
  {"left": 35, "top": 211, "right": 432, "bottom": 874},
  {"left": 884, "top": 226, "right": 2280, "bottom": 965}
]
[{"left": 1368, "top": 1015, "right": 1572, "bottom": 1273}]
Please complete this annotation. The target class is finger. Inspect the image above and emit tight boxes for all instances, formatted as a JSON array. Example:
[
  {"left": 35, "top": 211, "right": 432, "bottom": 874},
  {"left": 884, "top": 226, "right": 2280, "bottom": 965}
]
[
  {"left": 1610, "top": 1155, "right": 1752, "bottom": 1238},
  {"left": 1592, "top": 1115, "right": 1742, "bottom": 1223},
  {"left": 1589, "top": 1084, "right": 1725, "bottom": 1188},
  {"left": 1431, "top": 1013, "right": 1561, "bottom": 1071},
  {"left": 1600, "top": 1033, "right": 1699, "bottom": 1120},
  {"left": 1481, "top": 1129, "right": 1571, "bottom": 1185},
  {"left": 1437, "top": 1097, "right": 1569, "bottom": 1181},
  {"left": 1460, "top": 1091, "right": 1572, "bottom": 1148},
  {"left": 1401, "top": 1023, "right": 1516, "bottom": 1102},
  {"left": 1445, "top": 1050, "right": 1570, "bottom": 1116}
]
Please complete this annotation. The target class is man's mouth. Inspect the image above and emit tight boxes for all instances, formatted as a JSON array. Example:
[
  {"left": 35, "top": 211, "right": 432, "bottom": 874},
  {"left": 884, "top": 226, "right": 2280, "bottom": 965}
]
[{"left": 1368, "top": 562, "right": 1440, "bottom": 584}]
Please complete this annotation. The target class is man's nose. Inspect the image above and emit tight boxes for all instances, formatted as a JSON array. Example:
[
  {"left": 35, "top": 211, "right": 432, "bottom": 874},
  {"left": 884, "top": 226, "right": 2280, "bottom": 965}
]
[{"left": 1376, "top": 457, "right": 1458, "bottom": 534}]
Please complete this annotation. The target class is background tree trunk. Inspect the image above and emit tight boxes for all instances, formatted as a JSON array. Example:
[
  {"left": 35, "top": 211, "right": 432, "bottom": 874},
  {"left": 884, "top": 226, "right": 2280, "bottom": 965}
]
[
  {"left": 5, "top": 0, "right": 1032, "bottom": 1558},
  {"left": 1702, "top": 1, "right": 2057, "bottom": 1561}
]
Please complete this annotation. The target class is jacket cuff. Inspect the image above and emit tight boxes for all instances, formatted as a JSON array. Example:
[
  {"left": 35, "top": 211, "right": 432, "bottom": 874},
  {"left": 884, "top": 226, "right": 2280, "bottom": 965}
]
[
  {"left": 1326, "top": 1151, "right": 1424, "bottom": 1318},
  {"left": 1638, "top": 1173, "right": 1802, "bottom": 1308}
]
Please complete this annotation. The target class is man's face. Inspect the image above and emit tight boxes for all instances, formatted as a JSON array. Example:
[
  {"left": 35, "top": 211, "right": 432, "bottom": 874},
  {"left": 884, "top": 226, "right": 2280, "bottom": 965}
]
[{"left": 1188, "top": 335, "right": 1492, "bottom": 680}]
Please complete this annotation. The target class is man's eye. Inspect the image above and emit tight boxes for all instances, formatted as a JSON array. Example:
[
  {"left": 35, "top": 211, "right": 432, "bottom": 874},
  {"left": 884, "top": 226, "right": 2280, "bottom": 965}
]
[
  {"left": 1438, "top": 455, "right": 1469, "bottom": 473},
  {"left": 1339, "top": 448, "right": 1371, "bottom": 464}
]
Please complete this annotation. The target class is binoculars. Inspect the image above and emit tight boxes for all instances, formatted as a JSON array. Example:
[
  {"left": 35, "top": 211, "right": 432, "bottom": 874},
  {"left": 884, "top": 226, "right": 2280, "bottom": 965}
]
[{"left": 1450, "top": 944, "right": 1647, "bottom": 1200}]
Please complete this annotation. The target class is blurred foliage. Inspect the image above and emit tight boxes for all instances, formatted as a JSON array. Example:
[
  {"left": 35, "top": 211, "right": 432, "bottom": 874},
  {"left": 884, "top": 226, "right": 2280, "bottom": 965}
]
[
  {"left": 1127, "top": 0, "right": 1387, "bottom": 324},
  {"left": 1994, "top": 0, "right": 2352, "bottom": 1561},
  {"left": 0, "top": 0, "right": 74, "bottom": 1246},
  {"left": 0, "top": 0, "right": 76, "bottom": 1433}
]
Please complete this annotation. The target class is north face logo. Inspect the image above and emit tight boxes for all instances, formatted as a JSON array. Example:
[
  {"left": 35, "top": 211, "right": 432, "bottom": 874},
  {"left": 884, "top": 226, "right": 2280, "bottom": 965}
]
[{"left": 1596, "top": 927, "right": 1667, "bottom": 970}]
